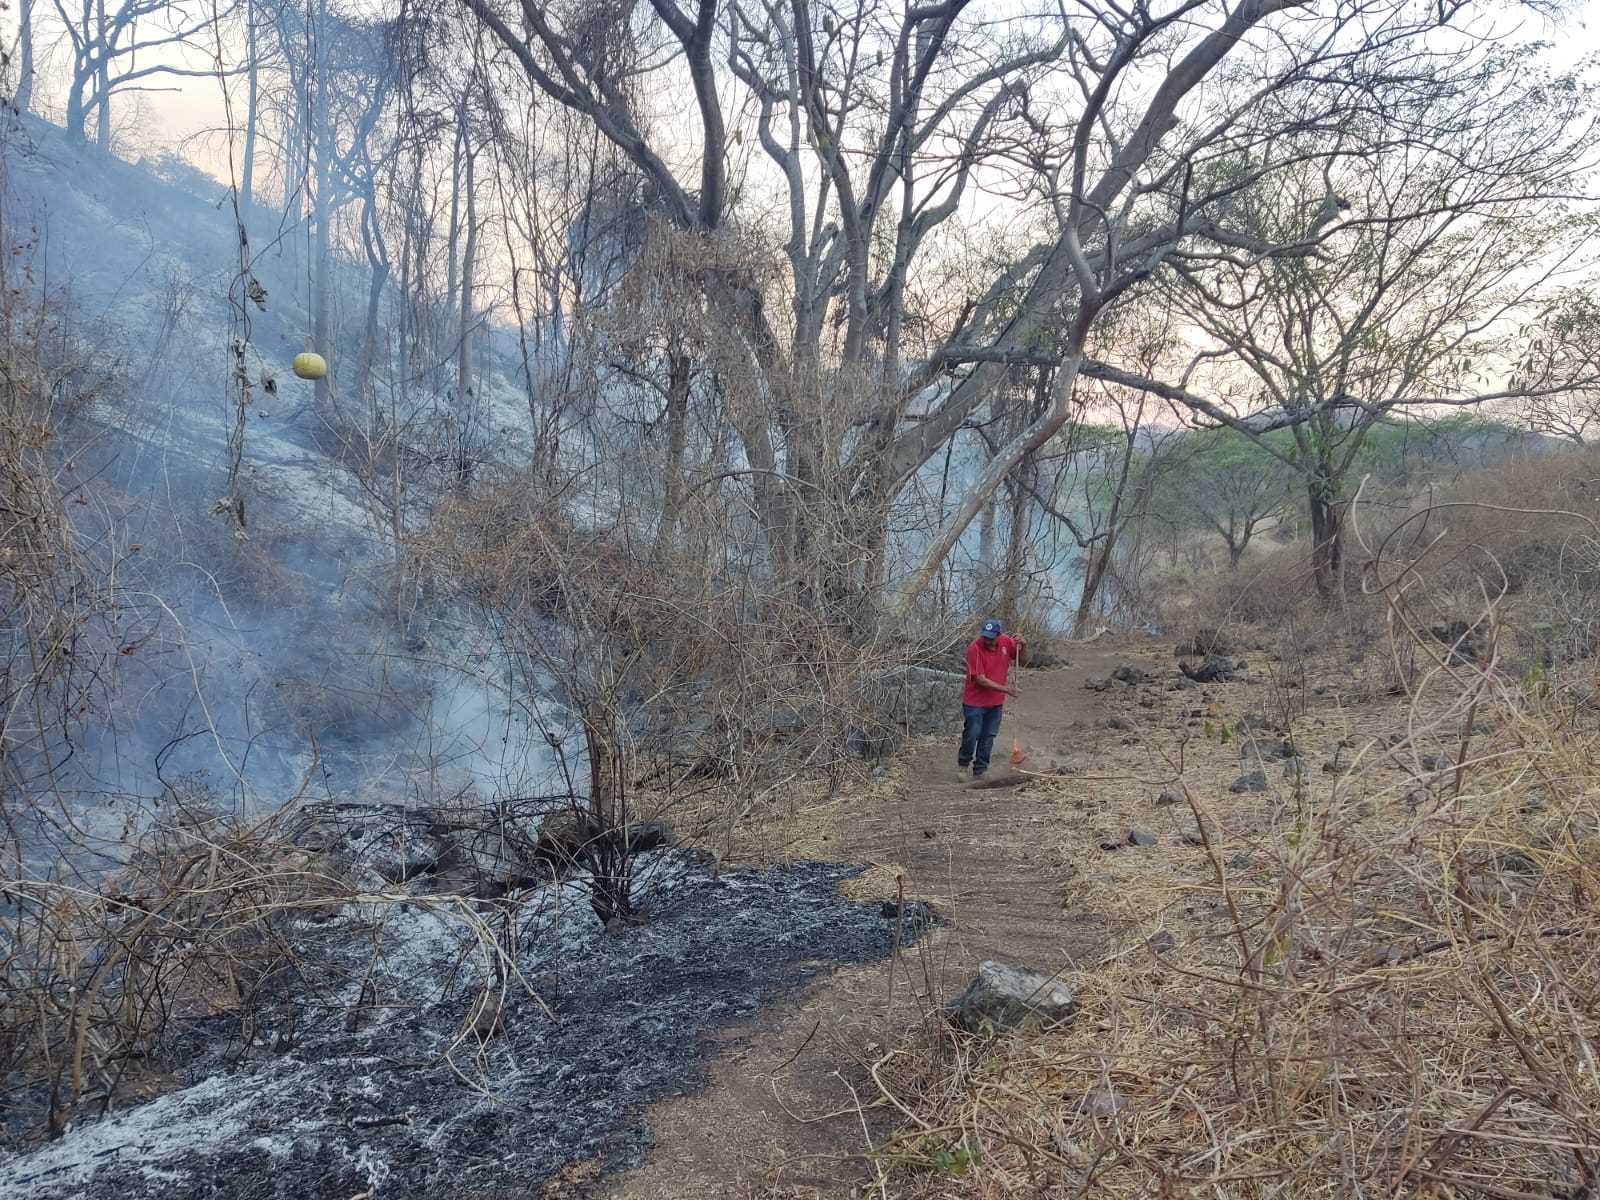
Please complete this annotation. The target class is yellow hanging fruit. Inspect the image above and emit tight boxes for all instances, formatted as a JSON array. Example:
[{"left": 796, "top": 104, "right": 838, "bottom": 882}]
[{"left": 292, "top": 351, "right": 328, "bottom": 380}]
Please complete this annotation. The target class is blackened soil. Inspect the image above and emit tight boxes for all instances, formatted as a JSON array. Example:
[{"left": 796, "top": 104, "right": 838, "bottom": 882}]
[{"left": 2, "top": 855, "right": 918, "bottom": 1200}]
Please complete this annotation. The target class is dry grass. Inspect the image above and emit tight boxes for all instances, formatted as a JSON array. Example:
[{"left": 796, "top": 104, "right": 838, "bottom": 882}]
[{"left": 847, "top": 493, "right": 1600, "bottom": 1198}]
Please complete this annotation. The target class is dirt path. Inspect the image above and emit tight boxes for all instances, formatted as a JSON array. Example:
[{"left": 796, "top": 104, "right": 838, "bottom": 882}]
[{"left": 600, "top": 640, "right": 1156, "bottom": 1199}]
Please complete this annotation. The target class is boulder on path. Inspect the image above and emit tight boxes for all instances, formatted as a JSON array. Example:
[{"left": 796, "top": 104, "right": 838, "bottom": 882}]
[
  {"left": 946, "top": 961, "right": 1077, "bottom": 1032},
  {"left": 1178, "top": 654, "right": 1238, "bottom": 684},
  {"left": 1110, "top": 662, "right": 1146, "bottom": 684},
  {"left": 1229, "top": 770, "right": 1268, "bottom": 794}
]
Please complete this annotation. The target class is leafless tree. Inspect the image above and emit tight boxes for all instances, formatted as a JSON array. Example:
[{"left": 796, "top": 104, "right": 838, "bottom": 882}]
[
  {"left": 52, "top": 0, "right": 241, "bottom": 147},
  {"left": 1095, "top": 42, "right": 1600, "bottom": 596},
  {"left": 455, "top": 0, "right": 1574, "bottom": 628}
]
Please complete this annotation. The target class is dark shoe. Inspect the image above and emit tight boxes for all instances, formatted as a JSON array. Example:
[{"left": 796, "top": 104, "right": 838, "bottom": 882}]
[{"left": 972, "top": 770, "right": 986, "bottom": 779}]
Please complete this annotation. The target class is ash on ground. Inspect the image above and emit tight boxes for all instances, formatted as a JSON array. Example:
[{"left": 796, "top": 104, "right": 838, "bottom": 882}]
[{"left": 2, "top": 851, "right": 916, "bottom": 1199}]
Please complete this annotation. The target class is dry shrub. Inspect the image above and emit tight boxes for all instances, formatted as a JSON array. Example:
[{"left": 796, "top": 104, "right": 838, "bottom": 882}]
[
  {"left": 864, "top": 587, "right": 1600, "bottom": 1198},
  {"left": 0, "top": 797, "right": 346, "bottom": 1137},
  {"left": 413, "top": 472, "right": 934, "bottom": 910}
]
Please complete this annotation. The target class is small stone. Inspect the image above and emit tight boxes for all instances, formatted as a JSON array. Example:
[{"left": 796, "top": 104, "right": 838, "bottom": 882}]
[
  {"left": 1128, "top": 828, "right": 1158, "bottom": 847},
  {"left": 1227, "top": 852, "right": 1256, "bottom": 870},
  {"left": 1155, "top": 788, "right": 1183, "bottom": 807},
  {"left": 872, "top": 765, "right": 891, "bottom": 780},
  {"left": 1108, "top": 716, "right": 1138, "bottom": 732},
  {"left": 1180, "top": 829, "right": 1205, "bottom": 846},
  {"left": 1098, "top": 837, "right": 1122, "bottom": 851},
  {"left": 1236, "top": 712, "right": 1271, "bottom": 732},
  {"left": 1420, "top": 753, "right": 1449, "bottom": 771},
  {"left": 1111, "top": 662, "right": 1146, "bottom": 684},
  {"left": 1404, "top": 789, "right": 1428, "bottom": 806},
  {"left": 1521, "top": 794, "right": 1550, "bottom": 813},
  {"left": 1282, "top": 757, "right": 1311, "bottom": 778},
  {"left": 1085, "top": 1085, "right": 1126, "bottom": 1117},
  {"left": 1229, "top": 770, "right": 1268, "bottom": 794},
  {"left": 1146, "top": 930, "right": 1176, "bottom": 955},
  {"left": 1322, "top": 761, "right": 1351, "bottom": 775},
  {"left": 946, "top": 961, "right": 1076, "bottom": 1032},
  {"left": 1084, "top": 677, "right": 1113, "bottom": 692}
]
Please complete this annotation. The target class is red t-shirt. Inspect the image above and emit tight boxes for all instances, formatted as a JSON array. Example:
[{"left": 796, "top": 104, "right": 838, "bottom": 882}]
[{"left": 963, "top": 635, "right": 1019, "bottom": 706}]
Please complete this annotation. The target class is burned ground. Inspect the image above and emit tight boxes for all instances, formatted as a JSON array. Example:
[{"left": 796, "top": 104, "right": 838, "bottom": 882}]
[{"left": 1, "top": 853, "right": 919, "bottom": 1200}]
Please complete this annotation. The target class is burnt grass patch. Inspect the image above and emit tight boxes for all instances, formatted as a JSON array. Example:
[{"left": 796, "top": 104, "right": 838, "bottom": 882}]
[{"left": 2, "top": 854, "right": 920, "bottom": 1199}]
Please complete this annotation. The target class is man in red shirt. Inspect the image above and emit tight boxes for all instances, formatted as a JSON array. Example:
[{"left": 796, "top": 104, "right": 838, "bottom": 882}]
[{"left": 959, "top": 618, "right": 1028, "bottom": 778}]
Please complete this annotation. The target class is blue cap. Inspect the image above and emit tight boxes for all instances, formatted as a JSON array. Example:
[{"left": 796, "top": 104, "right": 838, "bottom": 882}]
[{"left": 981, "top": 619, "right": 1002, "bottom": 638}]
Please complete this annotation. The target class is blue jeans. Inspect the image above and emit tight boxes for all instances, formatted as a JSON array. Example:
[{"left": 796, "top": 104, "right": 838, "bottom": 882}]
[{"left": 959, "top": 703, "right": 1005, "bottom": 775}]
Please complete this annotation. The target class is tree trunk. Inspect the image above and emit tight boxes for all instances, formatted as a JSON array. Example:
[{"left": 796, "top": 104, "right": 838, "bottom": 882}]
[
  {"left": 357, "top": 211, "right": 389, "bottom": 428},
  {"left": 15, "top": 0, "right": 34, "bottom": 114},
  {"left": 65, "top": 66, "right": 88, "bottom": 141},
  {"left": 240, "top": 0, "right": 258, "bottom": 235},
  {"left": 653, "top": 352, "right": 691, "bottom": 560},
  {"left": 310, "top": 69, "right": 333, "bottom": 412},
  {"left": 94, "top": 0, "right": 110, "bottom": 150},
  {"left": 998, "top": 464, "right": 1031, "bottom": 629},
  {"left": 453, "top": 145, "right": 478, "bottom": 489},
  {"left": 1308, "top": 479, "right": 1343, "bottom": 599}
]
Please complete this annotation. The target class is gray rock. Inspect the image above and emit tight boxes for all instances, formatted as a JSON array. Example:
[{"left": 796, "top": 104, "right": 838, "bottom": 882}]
[
  {"left": 1236, "top": 712, "right": 1271, "bottom": 732},
  {"left": 946, "top": 961, "right": 1077, "bottom": 1032},
  {"left": 866, "top": 665, "right": 962, "bottom": 739},
  {"left": 1282, "top": 757, "right": 1312, "bottom": 778},
  {"left": 1521, "top": 793, "right": 1550, "bottom": 813},
  {"left": 1023, "top": 639, "right": 1068, "bottom": 668},
  {"left": 1420, "top": 753, "right": 1449, "bottom": 771},
  {"left": 1228, "top": 852, "right": 1256, "bottom": 869},
  {"left": 1111, "top": 662, "right": 1146, "bottom": 684},
  {"left": 1229, "top": 770, "right": 1268, "bottom": 794},
  {"left": 1180, "top": 829, "right": 1205, "bottom": 846},
  {"left": 1147, "top": 930, "right": 1176, "bottom": 954},
  {"left": 1127, "top": 828, "right": 1158, "bottom": 847},
  {"left": 1085, "top": 1085, "right": 1127, "bottom": 1117},
  {"left": 1085, "top": 676, "right": 1113, "bottom": 692},
  {"left": 1178, "top": 654, "right": 1237, "bottom": 684},
  {"left": 1108, "top": 715, "right": 1138, "bottom": 732},
  {"left": 1155, "top": 788, "right": 1183, "bottom": 807}
]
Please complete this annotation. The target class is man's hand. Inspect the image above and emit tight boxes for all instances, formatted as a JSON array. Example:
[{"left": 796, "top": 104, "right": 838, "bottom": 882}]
[{"left": 1006, "top": 686, "right": 1020, "bottom": 699}]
